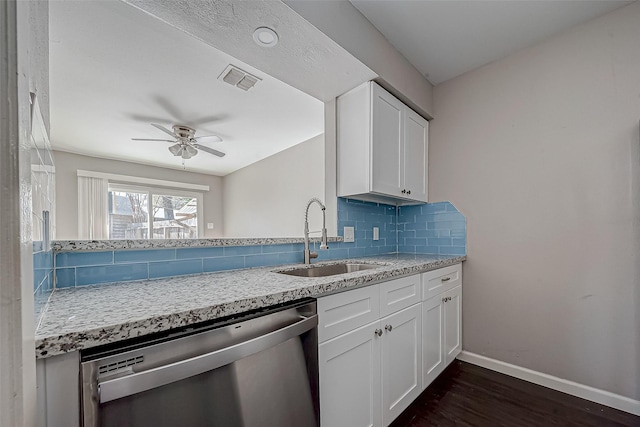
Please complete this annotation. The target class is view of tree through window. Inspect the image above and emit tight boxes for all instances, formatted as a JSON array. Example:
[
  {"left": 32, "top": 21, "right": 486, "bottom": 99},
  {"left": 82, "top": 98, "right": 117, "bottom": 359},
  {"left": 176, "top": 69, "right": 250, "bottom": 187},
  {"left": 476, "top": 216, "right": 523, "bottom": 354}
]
[
  {"left": 108, "top": 186, "right": 199, "bottom": 239},
  {"left": 151, "top": 194, "right": 198, "bottom": 238}
]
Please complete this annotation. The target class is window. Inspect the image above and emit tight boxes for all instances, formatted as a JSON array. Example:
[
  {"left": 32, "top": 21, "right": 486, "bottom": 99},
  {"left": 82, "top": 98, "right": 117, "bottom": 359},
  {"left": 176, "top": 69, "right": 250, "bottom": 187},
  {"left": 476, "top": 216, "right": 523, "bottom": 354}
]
[{"left": 108, "top": 183, "right": 202, "bottom": 239}]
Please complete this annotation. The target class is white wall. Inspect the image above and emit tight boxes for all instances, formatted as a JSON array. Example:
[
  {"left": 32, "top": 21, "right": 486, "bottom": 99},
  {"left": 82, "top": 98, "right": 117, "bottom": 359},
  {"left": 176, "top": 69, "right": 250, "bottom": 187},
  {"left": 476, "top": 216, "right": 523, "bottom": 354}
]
[
  {"left": 222, "top": 134, "right": 325, "bottom": 237},
  {"left": 1, "top": 1, "right": 47, "bottom": 424},
  {"left": 285, "top": 0, "right": 433, "bottom": 119},
  {"left": 53, "top": 151, "right": 224, "bottom": 239},
  {"left": 430, "top": 2, "right": 640, "bottom": 400}
]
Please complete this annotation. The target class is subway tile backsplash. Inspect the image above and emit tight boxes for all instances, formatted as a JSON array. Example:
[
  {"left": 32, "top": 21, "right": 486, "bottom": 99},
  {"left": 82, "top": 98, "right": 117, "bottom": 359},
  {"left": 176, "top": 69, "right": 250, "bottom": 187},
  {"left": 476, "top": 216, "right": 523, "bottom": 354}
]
[
  {"left": 53, "top": 198, "right": 466, "bottom": 288},
  {"left": 398, "top": 201, "right": 466, "bottom": 255}
]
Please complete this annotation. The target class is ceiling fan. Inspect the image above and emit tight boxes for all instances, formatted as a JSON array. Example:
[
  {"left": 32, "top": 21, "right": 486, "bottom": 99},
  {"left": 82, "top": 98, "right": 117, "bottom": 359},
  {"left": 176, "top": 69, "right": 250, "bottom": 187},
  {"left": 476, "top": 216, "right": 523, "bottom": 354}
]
[{"left": 132, "top": 123, "right": 225, "bottom": 159}]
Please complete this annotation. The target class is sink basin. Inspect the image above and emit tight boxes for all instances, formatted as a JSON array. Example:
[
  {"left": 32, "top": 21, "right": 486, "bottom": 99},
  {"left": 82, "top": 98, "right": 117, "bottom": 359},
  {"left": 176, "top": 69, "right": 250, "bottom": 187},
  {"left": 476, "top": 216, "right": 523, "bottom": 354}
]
[{"left": 276, "top": 263, "right": 380, "bottom": 278}]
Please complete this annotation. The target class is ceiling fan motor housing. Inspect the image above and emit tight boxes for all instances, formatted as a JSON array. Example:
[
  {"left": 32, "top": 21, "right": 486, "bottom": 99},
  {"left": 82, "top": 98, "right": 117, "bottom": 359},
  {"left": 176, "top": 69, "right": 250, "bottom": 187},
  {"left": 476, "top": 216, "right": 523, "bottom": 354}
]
[{"left": 173, "top": 125, "right": 196, "bottom": 139}]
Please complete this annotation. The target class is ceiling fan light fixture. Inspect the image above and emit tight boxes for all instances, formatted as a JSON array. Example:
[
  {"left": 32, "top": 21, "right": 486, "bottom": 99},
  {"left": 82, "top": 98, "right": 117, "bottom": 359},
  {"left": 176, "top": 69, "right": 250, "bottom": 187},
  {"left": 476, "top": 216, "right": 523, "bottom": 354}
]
[
  {"left": 185, "top": 145, "right": 198, "bottom": 157},
  {"left": 168, "top": 143, "right": 182, "bottom": 156}
]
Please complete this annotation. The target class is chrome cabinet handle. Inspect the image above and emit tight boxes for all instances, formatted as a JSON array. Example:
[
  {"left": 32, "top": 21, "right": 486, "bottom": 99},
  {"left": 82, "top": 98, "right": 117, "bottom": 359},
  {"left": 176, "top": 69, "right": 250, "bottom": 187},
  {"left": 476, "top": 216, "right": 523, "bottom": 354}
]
[
  {"left": 385, "top": 325, "right": 393, "bottom": 332},
  {"left": 441, "top": 277, "right": 451, "bottom": 282},
  {"left": 375, "top": 329, "right": 383, "bottom": 337}
]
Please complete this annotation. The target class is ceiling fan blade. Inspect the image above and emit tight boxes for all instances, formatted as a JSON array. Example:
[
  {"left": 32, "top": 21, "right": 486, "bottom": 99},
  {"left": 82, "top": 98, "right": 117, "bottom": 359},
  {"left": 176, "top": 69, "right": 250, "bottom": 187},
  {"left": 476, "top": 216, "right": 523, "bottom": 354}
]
[
  {"left": 151, "top": 123, "right": 177, "bottom": 137},
  {"left": 195, "top": 135, "right": 223, "bottom": 143},
  {"left": 131, "top": 138, "right": 175, "bottom": 142},
  {"left": 195, "top": 144, "right": 226, "bottom": 158}
]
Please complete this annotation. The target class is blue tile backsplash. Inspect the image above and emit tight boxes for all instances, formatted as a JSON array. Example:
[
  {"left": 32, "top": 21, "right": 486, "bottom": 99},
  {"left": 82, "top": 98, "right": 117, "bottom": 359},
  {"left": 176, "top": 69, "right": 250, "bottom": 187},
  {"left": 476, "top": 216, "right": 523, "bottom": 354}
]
[
  {"left": 53, "top": 198, "right": 466, "bottom": 288},
  {"left": 398, "top": 201, "right": 467, "bottom": 255}
]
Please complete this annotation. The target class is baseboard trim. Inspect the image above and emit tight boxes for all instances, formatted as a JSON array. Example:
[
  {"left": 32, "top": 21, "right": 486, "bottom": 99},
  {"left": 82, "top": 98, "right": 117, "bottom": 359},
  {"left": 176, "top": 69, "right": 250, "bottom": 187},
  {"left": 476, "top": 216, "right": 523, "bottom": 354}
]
[{"left": 457, "top": 351, "right": 640, "bottom": 416}]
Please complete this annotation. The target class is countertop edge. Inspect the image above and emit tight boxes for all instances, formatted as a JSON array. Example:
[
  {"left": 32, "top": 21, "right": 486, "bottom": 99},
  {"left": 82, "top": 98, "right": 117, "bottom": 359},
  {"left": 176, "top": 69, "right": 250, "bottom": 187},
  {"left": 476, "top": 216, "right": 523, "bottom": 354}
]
[
  {"left": 35, "top": 255, "right": 465, "bottom": 359},
  {"left": 53, "top": 237, "right": 344, "bottom": 252}
]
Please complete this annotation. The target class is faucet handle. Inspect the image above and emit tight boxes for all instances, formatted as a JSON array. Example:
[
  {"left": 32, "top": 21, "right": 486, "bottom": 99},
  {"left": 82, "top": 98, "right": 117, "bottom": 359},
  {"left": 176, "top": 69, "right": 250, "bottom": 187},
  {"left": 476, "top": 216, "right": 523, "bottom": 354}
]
[{"left": 320, "top": 228, "right": 329, "bottom": 250}]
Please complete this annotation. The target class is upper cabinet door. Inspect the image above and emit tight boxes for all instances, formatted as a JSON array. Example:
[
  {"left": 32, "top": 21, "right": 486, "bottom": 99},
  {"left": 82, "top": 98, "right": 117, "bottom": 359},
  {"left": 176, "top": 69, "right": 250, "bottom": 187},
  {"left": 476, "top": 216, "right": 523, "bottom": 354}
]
[
  {"left": 403, "top": 109, "right": 429, "bottom": 202},
  {"left": 371, "top": 83, "right": 404, "bottom": 197}
]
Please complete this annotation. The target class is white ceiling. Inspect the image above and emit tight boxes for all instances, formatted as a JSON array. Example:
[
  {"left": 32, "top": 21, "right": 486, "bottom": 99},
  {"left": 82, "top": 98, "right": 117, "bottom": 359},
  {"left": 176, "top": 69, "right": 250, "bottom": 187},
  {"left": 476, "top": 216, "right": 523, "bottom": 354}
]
[
  {"left": 50, "top": 1, "right": 338, "bottom": 176},
  {"left": 351, "top": 0, "right": 634, "bottom": 85}
]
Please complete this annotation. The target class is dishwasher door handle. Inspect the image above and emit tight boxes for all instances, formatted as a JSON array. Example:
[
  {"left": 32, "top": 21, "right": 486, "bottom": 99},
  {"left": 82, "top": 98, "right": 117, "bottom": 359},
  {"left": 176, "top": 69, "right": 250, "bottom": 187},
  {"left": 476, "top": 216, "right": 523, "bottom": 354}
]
[{"left": 98, "top": 313, "right": 318, "bottom": 404}]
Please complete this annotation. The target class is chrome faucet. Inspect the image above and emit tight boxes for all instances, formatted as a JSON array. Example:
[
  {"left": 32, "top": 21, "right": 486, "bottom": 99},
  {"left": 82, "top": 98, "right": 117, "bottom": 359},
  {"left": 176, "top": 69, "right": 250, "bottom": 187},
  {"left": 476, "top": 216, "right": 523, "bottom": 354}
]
[{"left": 304, "top": 198, "right": 329, "bottom": 264}]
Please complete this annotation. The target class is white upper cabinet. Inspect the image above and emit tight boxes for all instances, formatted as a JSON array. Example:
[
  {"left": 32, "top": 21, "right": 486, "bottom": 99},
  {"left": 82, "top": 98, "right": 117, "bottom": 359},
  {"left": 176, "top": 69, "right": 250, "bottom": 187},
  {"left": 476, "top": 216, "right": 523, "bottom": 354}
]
[
  {"left": 371, "top": 84, "right": 404, "bottom": 197},
  {"left": 403, "top": 108, "right": 429, "bottom": 202},
  {"left": 337, "top": 81, "right": 429, "bottom": 204}
]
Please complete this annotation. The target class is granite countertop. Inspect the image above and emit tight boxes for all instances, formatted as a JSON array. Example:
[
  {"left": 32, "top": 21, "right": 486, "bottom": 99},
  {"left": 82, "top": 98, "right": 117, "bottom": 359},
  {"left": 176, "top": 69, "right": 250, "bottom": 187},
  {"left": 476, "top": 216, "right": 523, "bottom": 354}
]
[
  {"left": 35, "top": 254, "right": 465, "bottom": 359},
  {"left": 53, "top": 237, "right": 343, "bottom": 252}
]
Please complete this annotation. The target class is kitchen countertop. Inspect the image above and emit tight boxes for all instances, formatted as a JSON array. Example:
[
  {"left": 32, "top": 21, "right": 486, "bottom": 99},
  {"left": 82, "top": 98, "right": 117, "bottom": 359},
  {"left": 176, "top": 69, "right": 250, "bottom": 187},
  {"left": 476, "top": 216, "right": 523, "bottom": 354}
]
[
  {"left": 35, "top": 254, "right": 465, "bottom": 359},
  {"left": 53, "top": 236, "right": 343, "bottom": 252}
]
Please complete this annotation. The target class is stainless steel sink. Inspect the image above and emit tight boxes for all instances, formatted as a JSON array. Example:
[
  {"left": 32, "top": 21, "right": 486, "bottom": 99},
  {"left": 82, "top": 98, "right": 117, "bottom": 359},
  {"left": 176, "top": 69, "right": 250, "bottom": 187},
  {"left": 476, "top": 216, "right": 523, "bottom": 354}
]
[{"left": 276, "top": 263, "right": 380, "bottom": 278}]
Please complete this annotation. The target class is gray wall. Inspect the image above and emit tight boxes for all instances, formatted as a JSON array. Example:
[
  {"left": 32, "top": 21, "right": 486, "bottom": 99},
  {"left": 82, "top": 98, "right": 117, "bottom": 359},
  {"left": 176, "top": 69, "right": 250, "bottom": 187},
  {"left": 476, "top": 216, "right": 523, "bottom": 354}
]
[
  {"left": 53, "top": 151, "right": 224, "bottom": 239},
  {"left": 430, "top": 2, "right": 640, "bottom": 399},
  {"left": 222, "top": 134, "right": 325, "bottom": 237}
]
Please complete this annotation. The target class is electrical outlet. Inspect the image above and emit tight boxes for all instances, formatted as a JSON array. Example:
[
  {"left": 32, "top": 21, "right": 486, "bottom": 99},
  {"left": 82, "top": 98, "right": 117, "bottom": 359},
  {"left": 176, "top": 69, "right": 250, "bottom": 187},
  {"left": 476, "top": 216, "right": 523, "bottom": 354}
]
[
  {"left": 207, "top": 223, "right": 214, "bottom": 230},
  {"left": 373, "top": 227, "right": 379, "bottom": 241},
  {"left": 343, "top": 226, "right": 355, "bottom": 243}
]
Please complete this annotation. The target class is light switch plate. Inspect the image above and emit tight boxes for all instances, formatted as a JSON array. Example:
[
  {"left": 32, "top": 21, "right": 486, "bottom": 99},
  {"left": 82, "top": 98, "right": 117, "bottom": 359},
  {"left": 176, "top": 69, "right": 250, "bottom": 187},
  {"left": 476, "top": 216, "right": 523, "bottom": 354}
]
[
  {"left": 207, "top": 223, "right": 214, "bottom": 230},
  {"left": 343, "top": 226, "right": 355, "bottom": 243},
  {"left": 373, "top": 227, "right": 379, "bottom": 241}
]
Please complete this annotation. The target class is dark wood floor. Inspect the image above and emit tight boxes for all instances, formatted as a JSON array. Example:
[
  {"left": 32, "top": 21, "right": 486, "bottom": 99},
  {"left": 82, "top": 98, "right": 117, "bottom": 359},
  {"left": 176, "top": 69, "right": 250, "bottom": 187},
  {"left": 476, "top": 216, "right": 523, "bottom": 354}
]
[{"left": 390, "top": 361, "right": 640, "bottom": 427}]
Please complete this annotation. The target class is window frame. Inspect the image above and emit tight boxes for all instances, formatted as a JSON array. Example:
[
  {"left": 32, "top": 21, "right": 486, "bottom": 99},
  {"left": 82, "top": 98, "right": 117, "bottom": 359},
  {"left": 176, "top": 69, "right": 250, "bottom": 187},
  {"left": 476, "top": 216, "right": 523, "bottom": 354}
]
[{"left": 107, "top": 182, "right": 204, "bottom": 240}]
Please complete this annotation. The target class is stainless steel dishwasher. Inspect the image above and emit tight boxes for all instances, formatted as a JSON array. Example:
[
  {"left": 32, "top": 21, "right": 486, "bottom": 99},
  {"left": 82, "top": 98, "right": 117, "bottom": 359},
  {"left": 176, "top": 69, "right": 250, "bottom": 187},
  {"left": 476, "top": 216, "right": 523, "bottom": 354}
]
[{"left": 80, "top": 299, "right": 319, "bottom": 427}]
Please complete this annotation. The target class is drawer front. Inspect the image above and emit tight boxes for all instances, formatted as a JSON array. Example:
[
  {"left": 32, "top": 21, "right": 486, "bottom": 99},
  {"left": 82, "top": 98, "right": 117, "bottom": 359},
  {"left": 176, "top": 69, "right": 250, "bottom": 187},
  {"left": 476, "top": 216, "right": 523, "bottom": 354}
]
[
  {"left": 422, "top": 264, "right": 462, "bottom": 301},
  {"left": 317, "top": 285, "right": 380, "bottom": 343},
  {"left": 379, "top": 275, "right": 421, "bottom": 318}
]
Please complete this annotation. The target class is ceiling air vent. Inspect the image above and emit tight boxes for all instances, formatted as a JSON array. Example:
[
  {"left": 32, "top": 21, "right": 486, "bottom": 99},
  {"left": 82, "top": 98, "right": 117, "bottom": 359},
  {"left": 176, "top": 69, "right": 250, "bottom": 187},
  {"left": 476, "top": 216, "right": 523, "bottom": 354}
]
[{"left": 218, "top": 65, "right": 261, "bottom": 91}]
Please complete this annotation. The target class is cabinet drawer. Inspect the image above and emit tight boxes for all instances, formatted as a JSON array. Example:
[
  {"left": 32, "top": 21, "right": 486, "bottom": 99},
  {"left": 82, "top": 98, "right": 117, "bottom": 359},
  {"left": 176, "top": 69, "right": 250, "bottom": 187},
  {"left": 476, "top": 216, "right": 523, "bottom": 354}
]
[
  {"left": 379, "top": 275, "right": 421, "bottom": 318},
  {"left": 422, "top": 264, "right": 462, "bottom": 301},
  {"left": 318, "top": 285, "right": 380, "bottom": 343}
]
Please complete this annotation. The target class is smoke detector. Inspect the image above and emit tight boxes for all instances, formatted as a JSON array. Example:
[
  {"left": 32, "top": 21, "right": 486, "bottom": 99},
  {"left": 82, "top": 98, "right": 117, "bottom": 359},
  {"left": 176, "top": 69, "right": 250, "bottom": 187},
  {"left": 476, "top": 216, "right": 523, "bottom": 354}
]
[
  {"left": 253, "top": 27, "right": 278, "bottom": 47},
  {"left": 218, "top": 65, "right": 261, "bottom": 91}
]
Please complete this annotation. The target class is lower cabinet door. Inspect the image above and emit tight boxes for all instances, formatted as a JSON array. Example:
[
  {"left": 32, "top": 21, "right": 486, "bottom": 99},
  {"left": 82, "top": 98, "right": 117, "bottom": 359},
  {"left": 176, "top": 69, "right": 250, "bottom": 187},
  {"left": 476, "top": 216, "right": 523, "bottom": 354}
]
[
  {"left": 422, "top": 294, "right": 445, "bottom": 389},
  {"left": 381, "top": 304, "right": 422, "bottom": 426},
  {"left": 319, "top": 321, "right": 382, "bottom": 427},
  {"left": 444, "top": 285, "right": 462, "bottom": 365}
]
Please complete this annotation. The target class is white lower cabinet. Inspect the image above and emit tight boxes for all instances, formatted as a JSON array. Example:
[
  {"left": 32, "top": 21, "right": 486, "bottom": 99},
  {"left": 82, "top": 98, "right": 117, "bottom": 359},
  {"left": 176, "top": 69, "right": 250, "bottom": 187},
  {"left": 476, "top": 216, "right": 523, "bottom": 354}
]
[
  {"left": 319, "top": 303, "right": 421, "bottom": 427},
  {"left": 380, "top": 304, "right": 422, "bottom": 426},
  {"left": 318, "top": 264, "right": 462, "bottom": 427},
  {"left": 319, "top": 321, "right": 382, "bottom": 427},
  {"left": 443, "top": 285, "right": 462, "bottom": 365},
  {"left": 421, "top": 293, "right": 445, "bottom": 387},
  {"left": 421, "top": 285, "right": 462, "bottom": 388}
]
